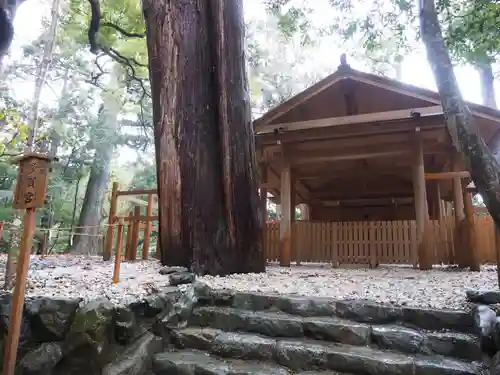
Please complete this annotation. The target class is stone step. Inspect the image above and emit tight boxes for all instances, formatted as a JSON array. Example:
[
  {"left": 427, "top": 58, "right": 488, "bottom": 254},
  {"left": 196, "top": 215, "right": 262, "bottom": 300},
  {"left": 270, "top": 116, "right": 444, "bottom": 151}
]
[
  {"left": 188, "top": 306, "right": 481, "bottom": 361},
  {"left": 199, "top": 290, "right": 475, "bottom": 334},
  {"left": 152, "top": 349, "right": 350, "bottom": 375},
  {"left": 169, "top": 327, "right": 487, "bottom": 375}
]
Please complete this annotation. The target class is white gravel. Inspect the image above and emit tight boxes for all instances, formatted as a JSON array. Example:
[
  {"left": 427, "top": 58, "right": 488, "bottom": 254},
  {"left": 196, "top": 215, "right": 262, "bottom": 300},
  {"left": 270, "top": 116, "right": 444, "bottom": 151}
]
[
  {"left": 199, "top": 263, "right": 499, "bottom": 310},
  {"left": 2, "top": 255, "right": 172, "bottom": 306},
  {"left": 1, "top": 255, "right": 497, "bottom": 310}
]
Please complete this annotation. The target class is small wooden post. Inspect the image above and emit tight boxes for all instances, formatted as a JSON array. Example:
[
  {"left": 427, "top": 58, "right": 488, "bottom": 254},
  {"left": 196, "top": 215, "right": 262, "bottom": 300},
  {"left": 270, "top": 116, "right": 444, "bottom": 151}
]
[
  {"left": 463, "top": 190, "right": 480, "bottom": 271},
  {"left": 125, "top": 212, "right": 134, "bottom": 260},
  {"left": 113, "top": 218, "right": 125, "bottom": 284},
  {"left": 3, "top": 153, "right": 50, "bottom": 375},
  {"left": 280, "top": 162, "right": 292, "bottom": 267},
  {"left": 0, "top": 221, "right": 4, "bottom": 240},
  {"left": 130, "top": 205, "right": 141, "bottom": 261},
  {"left": 103, "top": 182, "right": 119, "bottom": 261},
  {"left": 142, "top": 194, "right": 154, "bottom": 260}
]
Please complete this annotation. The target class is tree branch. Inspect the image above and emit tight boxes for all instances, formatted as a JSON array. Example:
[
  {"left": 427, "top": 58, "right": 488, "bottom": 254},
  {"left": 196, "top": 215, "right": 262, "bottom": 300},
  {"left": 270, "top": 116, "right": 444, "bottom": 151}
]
[{"left": 101, "top": 22, "right": 145, "bottom": 38}]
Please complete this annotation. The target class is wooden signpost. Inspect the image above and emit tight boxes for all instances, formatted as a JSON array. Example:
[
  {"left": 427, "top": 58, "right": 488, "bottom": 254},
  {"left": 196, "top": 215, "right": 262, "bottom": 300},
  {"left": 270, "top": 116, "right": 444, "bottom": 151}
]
[{"left": 2, "top": 152, "right": 51, "bottom": 375}]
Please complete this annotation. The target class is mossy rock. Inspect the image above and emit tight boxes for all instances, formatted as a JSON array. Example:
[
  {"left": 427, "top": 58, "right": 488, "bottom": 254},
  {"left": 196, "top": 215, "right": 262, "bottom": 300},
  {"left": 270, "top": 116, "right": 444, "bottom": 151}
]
[{"left": 69, "top": 298, "right": 115, "bottom": 346}]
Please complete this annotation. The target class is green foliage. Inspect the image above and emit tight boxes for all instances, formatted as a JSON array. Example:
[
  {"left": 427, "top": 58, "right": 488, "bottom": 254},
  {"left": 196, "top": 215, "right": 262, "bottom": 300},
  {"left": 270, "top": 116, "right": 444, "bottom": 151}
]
[{"left": 443, "top": 0, "right": 500, "bottom": 65}]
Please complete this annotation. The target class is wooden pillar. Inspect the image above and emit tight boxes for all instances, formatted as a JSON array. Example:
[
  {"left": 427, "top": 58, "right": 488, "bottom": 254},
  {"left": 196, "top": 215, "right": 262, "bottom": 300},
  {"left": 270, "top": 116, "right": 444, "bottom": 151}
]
[
  {"left": 463, "top": 190, "right": 480, "bottom": 271},
  {"left": 451, "top": 149, "right": 466, "bottom": 267},
  {"left": 112, "top": 218, "right": 124, "bottom": 284},
  {"left": 412, "top": 129, "right": 431, "bottom": 269},
  {"left": 125, "top": 212, "right": 134, "bottom": 260},
  {"left": 129, "top": 205, "right": 141, "bottom": 261},
  {"left": 142, "top": 194, "right": 154, "bottom": 260},
  {"left": 280, "top": 163, "right": 292, "bottom": 267},
  {"left": 260, "top": 163, "right": 268, "bottom": 261},
  {"left": 104, "top": 182, "right": 119, "bottom": 261}
]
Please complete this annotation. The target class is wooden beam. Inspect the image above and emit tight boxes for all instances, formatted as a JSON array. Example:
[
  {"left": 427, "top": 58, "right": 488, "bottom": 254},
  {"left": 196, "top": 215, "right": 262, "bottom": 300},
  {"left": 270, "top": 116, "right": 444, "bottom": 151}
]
[
  {"left": 280, "top": 163, "right": 292, "bottom": 267},
  {"left": 424, "top": 171, "right": 470, "bottom": 180},
  {"left": 260, "top": 162, "right": 268, "bottom": 254},
  {"left": 256, "top": 121, "right": 445, "bottom": 147},
  {"left": 256, "top": 105, "right": 443, "bottom": 134},
  {"left": 322, "top": 197, "right": 413, "bottom": 206}
]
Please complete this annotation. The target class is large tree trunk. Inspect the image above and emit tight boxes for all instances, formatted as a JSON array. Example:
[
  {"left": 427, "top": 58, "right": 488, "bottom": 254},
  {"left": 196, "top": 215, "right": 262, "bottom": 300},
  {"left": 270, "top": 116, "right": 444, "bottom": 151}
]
[
  {"left": 70, "top": 149, "right": 112, "bottom": 254},
  {"left": 142, "top": 0, "right": 264, "bottom": 275},
  {"left": 420, "top": 0, "right": 500, "bottom": 228},
  {"left": 71, "top": 87, "right": 119, "bottom": 254}
]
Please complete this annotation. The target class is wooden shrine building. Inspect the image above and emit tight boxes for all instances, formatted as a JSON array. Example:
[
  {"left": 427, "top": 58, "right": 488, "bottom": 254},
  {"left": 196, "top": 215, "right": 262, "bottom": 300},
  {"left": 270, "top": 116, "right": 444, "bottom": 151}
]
[{"left": 255, "top": 58, "right": 500, "bottom": 269}]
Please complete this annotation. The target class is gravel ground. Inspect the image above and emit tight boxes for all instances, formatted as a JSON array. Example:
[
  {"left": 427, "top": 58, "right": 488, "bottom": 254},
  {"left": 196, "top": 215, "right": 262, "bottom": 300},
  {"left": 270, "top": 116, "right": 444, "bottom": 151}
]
[
  {"left": 200, "top": 263, "right": 499, "bottom": 310},
  {"left": 0, "top": 255, "right": 496, "bottom": 309},
  {"left": 0, "top": 254, "right": 171, "bottom": 305}
]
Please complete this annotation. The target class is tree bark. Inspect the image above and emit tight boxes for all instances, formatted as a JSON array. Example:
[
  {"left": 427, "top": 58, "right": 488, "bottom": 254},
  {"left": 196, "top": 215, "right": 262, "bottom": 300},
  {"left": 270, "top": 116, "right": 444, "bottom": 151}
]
[
  {"left": 420, "top": 0, "right": 500, "bottom": 229},
  {"left": 142, "top": 0, "right": 264, "bottom": 275}
]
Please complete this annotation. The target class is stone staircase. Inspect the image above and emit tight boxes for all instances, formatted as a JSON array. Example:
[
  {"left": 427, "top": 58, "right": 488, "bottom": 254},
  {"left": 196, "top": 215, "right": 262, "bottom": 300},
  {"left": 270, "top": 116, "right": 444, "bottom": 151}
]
[{"left": 151, "top": 289, "right": 489, "bottom": 375}]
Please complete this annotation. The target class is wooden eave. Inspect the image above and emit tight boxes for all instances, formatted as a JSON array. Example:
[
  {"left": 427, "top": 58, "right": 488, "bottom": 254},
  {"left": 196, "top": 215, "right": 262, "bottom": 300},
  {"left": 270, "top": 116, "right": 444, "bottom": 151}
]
[
  {"left": 253, "top": 66, "right": 500, "bottom": 141},
  {"left": 256, "top": 65, "right": 500, "bottom": 207}
]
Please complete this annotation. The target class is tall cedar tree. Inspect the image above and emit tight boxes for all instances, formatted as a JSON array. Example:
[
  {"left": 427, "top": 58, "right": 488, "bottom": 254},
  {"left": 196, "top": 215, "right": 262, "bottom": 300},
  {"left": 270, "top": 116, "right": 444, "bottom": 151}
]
[
  {"left": 420, "top": 0, "right": 500, "bottom": 229},
  {"left": 142, "top": 0, "right": 265, "bottom": 275}
]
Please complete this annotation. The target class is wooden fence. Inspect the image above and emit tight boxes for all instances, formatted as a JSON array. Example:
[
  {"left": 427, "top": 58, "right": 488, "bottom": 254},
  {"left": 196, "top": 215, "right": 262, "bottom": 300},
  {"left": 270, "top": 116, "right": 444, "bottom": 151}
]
[
  {"left": 265, "top": 215, "right": 498, "bottom": 266},
  {"left": 104, "top": 183, "right": 159, "bottom": 261}
]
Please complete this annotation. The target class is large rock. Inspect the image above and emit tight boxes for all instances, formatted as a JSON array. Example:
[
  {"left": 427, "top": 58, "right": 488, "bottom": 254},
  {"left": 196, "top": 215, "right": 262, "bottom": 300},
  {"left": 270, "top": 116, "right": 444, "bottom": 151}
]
[
  {"left": 490, "top": 351, "right": 500, "bottom": 375},
  {"left": 158, "top": 266, "right": 188, "bottom": 275},
  {"left": 402, "top": 306, "right": 474, "bottom": 333},
  {"left": 371, "top": 325, "right": 424, "bottom": 354},
  {"left": 152, "top": 349, "right": 291, "bottom": 375},
  {"left": 169, "top": 272, "right": 195, "bottom": 286},
  {"left": 473, "top": 304, "right": 497, "bottom": 355},
  {"left": 27, "top": 297, "right": 80, "bottom": 341},
  {"left": 18, "top": 342, "right": 64, "bottom": 375},
  {"left": 335, "top": 299, "right": 402, "bottom": 324},
  {"left": 114, "top": 306, "right": 142, "bottom": 345},
  {"left": 0, "top": 293, "right": 31, "bottom": 346},
  {"left": 68, "top": 298, "right": 115, "bottom": 354},
  {"left": 154, "top": 285, "right": 197, "bottom": 333},
  {"left": 302, "top": 317, "right": 370, "bottom": 346},
  {"left": 422, "top": 332, "right": 482, "bottom": 361},
  {"left": 466, "top": 290, "right": 500, "bottom": 305},
  {"left": 102, "top": 332, "right": 163, "bottom": 375}
]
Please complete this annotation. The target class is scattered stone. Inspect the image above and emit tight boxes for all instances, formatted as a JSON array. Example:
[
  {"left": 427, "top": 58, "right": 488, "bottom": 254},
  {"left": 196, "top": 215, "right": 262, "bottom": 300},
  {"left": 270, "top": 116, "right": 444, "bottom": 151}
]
[
  {"left": 159, "top": 266, "right": 188, "bottom": 275},
  {"left": 169, "top": 272, "right": 195, "bottom": 286},
  {"left": 466, "top": 290, "right": 500, "bottom": 305}
]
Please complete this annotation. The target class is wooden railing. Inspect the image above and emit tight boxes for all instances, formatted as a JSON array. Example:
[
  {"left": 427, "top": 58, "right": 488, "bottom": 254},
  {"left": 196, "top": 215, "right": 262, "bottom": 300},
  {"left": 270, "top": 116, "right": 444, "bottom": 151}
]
[{"left": 265, "top": 216, "right": 498, "bottom": 266}]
